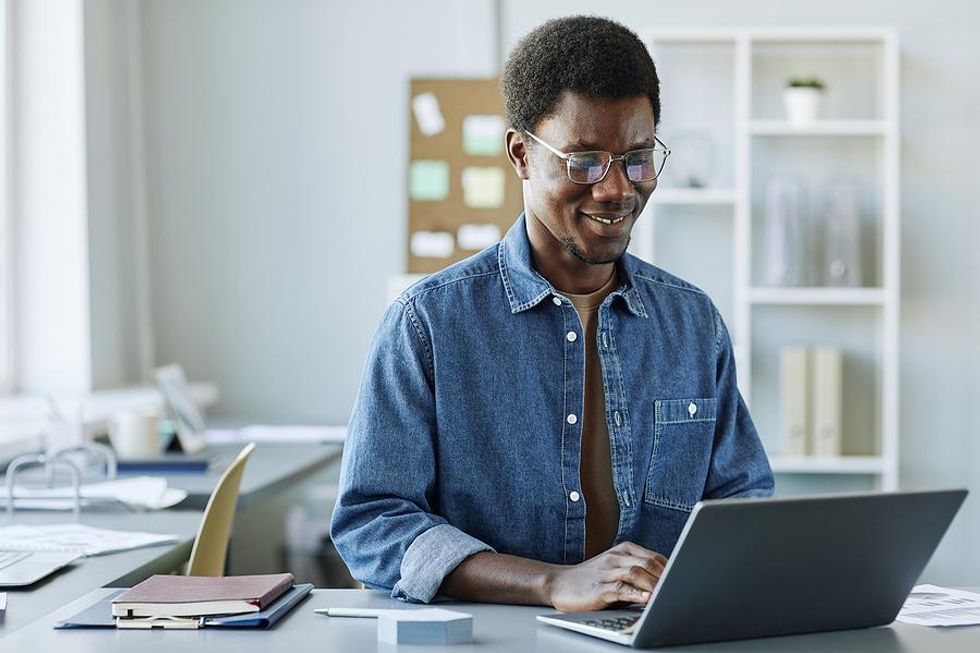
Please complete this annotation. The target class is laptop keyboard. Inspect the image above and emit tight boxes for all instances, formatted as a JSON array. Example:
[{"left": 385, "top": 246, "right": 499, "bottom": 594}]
[
  {"left": 584, "top": 614, "right": 641, "bottom": 632},
  {"left": 0, "top": 551, "right": 31, "bottom": 570}
]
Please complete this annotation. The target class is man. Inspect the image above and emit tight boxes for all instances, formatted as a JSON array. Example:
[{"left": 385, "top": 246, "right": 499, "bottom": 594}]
[{"left": 331, "top": 15, "right": 773, "bottom": 612}]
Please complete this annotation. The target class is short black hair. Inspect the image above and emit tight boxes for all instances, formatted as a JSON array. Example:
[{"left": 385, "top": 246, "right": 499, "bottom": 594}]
[{"left": 501, "top": 15, "right": 661, "bottom": 133}]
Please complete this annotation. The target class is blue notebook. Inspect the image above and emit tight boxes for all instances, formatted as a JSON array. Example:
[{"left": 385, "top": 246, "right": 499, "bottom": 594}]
[{"left": 56, "top": 583, "right": 313, "bottom": 630}]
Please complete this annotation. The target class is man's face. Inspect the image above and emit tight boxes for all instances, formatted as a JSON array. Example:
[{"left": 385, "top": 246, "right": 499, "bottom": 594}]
[{"left": 515, "top": 91, "right": 658, "bottom": 266}]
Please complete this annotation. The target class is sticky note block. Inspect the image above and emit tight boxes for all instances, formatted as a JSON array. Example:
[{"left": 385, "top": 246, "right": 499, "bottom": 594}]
[
  {"left": 458, "top": 223, "right": 502, "bottom": 250},
  {"left": 410, "top": 160, "right": 450, "bottom": 201},
  {"left": 412, "top": 92, "right": 445, "bottom": 136},
  {"left": 377, "top": 609, "right": 473, "bottom": 645},
  {"left": 410, "top": 231, "right": 454, "bottom": 258},
  {"left": 462, "top": 115, "right": 505, "bottom": 156},
  {"left": 461, "top": 166, "right": 505, "bottom": 208}
]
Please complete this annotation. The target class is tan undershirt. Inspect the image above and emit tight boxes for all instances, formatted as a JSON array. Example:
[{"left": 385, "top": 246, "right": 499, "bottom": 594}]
[{"left": 564, "top": 270, "right": 620, "bottom": 559}]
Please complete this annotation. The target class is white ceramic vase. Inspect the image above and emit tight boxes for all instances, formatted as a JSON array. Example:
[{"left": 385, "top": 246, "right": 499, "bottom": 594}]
[{"left": 783, "top": 87, "right": 824, "bottom": 125}]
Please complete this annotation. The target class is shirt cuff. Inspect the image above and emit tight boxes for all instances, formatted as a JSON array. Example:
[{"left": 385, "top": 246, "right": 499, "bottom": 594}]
[{"left": 391, "top": 523, "right": 494, "bottom": 603}]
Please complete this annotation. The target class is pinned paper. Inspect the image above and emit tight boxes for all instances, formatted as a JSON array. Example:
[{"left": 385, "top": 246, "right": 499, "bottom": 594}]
[
  {"left": 458, "top": 223, "right": 502, "bottom": 250},
  {"left": 412, "top": 92, "right": 446, "bottom": 136},
  {"left": 462, "top": 115, "right": 505, "bottom": 156},
  {"left": 411, "top": 231, "right": 454, "bottom": 258},
  {"left": 409, "top": 160, "right": 449, "bottom": 201},
  {"left": 461, "top": 166, "right": 505, "bottom": 208}
]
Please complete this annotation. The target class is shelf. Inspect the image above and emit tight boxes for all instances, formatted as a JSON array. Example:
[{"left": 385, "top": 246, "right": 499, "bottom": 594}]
[
  {"left": 652, "top": 188, "right": 737, "bottom": 205},
  {"left": 769, "top": 455, "right": 887, "bottom": 474},
  {"left": 748, "top": 287, "right": 886, "bottom": 306},
  {"left": 750, "top": 120, "right": 889, "bottom": 136}
]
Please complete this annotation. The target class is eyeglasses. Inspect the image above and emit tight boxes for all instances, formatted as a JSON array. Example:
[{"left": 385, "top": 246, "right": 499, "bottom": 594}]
[{"left": 525, "top": 131, "right": 671, "bottom": 185}]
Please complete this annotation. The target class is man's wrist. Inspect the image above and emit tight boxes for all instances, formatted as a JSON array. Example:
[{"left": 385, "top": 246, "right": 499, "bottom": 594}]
[{"left": 536, "top": 562, "right": 562, "bottom": 607}]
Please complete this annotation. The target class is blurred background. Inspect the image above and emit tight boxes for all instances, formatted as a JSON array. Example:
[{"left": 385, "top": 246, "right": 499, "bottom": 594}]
[{"left": 1, "top": 0, "right": 978, "bottom": 586}]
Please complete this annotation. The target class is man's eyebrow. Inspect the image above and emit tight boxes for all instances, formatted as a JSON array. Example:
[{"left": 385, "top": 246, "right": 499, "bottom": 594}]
[{"left": 564, "top": 138, "right": 658, "bottom": 151}]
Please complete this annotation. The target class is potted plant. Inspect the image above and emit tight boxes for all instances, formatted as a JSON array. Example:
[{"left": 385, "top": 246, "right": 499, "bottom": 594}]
[{"left": 783, "top": 77, "right": 826, "bottom": 125}]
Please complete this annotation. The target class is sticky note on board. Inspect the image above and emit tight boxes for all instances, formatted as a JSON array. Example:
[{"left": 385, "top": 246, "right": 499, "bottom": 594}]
[
  {"left": 458, "top": 223, "right": 502, "bottom": 250},
  {"left": 409, "top": 160, "right": 449, "bottom": 201},
  {"left": 461, "top": 166, "right": 505, "bottom": 208},
  {"left": 462, "top": 115, "right": 505, "bottom": 155},
  {"left": 412, "top": 92, "right": 446, "bottom": 136},
  {"left": 410, "top": 231, "right": 454, "bottom": 258}
]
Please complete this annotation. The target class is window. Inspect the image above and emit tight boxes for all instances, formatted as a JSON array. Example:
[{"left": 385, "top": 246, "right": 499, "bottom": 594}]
[{"left": 0, "top": 0, "right": 10, "bottom": 392}]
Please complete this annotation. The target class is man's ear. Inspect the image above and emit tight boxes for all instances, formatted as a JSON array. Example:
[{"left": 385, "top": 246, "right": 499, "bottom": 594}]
[{"left": 505, "top": 129, "right": 531, "bottom": 180}]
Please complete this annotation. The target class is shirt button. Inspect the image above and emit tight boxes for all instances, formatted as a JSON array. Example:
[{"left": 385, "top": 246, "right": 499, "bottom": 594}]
[
  {"left": 566, "top": 413, "right": 578, "bottom": 425},
  {"left": 689, "top": 402, "right": 698, "bottom": 417},
  {"left": 569, "top": 491, "right": 581, "bottom": 502},
  {"left": 552, "top": 296, "right": 562, "bottom": 306},
  {"left": 565, "top": 331, "right": 577, "bottom": 342}
]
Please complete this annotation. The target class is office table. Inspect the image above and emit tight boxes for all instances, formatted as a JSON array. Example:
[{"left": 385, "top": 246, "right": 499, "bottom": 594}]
[
  {"left": 151, "top": 443, "right": 343, "bottom": 510},
  {"left": 0, "top": 510, "right": 203, "bottom": 639},
  {"left": 5, "top": 588, "right": 980, "bottom": 652},
  {"left": 129, "top": 443, "right": 344, "bottom": 575}
]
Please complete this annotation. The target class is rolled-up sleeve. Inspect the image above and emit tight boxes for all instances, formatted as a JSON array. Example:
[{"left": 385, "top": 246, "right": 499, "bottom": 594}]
[
  {"left": 704, "top": 304, "right": 775, "bottom": 500},
  {"left": 330, "top": 299, "right": 493, "bottom": 603}
]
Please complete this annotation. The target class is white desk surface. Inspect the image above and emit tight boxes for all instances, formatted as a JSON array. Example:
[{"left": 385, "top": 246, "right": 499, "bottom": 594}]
[
  {"left": 5, "top": 588, "right": 980, "bottom": 652},
  {"left": 149, "top": 443, "right": 343, "bottom": 510},
  {"left": 0, "top": 510, "right": 203, "bottom": 639}
]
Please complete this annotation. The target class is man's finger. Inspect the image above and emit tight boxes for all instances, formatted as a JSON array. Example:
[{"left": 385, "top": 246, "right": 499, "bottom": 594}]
[
  {"left": 602, "top": 580, "right": 652, "bottom": 605},
  {"left": 616, "top": 541, "right": 668, "bottom": 566}
]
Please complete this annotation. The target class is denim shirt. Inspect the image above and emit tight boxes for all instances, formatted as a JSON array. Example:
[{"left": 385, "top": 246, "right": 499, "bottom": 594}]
[{"left": 331, "top": 214, "right": 774, "bottom": 603}]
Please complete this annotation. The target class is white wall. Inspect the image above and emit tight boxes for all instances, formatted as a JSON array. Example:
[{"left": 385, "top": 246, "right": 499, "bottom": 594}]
[
  {"left": 138, "top": 0, "right": 496, "bottom": 423},
  {"left": 116, "top": 0, "right": 978, "bottom": 583}
]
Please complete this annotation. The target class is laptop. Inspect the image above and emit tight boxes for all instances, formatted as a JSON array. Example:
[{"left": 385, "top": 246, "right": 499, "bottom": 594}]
[
  {"left": 537, "top": 489, "right": 967, "bottom": 648},
  {"left": 0, "top": 550, "right": 81, "bottom": 587}
]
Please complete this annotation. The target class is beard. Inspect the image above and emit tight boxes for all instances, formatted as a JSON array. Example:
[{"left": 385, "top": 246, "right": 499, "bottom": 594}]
[{"left": 560, "top": 235, "right": 631, "bottom": 265}]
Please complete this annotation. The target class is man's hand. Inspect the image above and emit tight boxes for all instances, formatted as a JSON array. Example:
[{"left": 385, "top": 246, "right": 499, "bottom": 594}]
[{"left": 544, "top": 541, "right": 668, "bottom": 612}]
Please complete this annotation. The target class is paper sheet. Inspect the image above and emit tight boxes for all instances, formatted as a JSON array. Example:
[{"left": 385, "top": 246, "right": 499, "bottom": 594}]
[
  {"left": 896, "top": 584, "right": 980, "bottom": 627},
  {"left": 410, "top": 231, "right": 454, "bottom": 258},
  {"left": 412, "top": 92, "right": 446, "bottom": 136},
  {"left": 0, "top": 523, "right": 179, "bottom": 556},
  {"left": 457, "top": 223, "right": 502, "bottom": 250},
  {"left": 0, "top": 476, "right": 187, "bottom": 511},
  {"left": 462, "top": 115, "right": 504, "bottom": 155},
  {"left": 409, "top": 160, "right": 450, "bottom": 201},
  {"left": 461, "top": 166, "right": 505, "bottom": 208}
]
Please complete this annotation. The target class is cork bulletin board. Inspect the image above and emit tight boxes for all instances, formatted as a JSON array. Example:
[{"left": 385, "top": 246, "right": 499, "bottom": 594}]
[{"left": 407, "top": 78, "right": 525, "bottom": 274}]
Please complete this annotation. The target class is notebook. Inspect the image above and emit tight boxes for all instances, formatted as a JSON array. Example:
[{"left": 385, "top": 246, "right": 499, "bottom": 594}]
[
  {"left": 57, "top": 584, "right": 313, "bottom": 630},
  {"left": 111, "top": 573, "right": 293, "bottom": 618}
]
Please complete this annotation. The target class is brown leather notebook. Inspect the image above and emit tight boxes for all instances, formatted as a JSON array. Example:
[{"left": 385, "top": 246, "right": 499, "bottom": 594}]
[{"left": 111, "top": 573, "right": 294, "bottom": 618}]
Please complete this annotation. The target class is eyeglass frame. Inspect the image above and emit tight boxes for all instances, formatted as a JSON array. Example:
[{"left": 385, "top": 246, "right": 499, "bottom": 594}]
[{"left": 524, "top": 130, "right": 671, "bottom": 185}]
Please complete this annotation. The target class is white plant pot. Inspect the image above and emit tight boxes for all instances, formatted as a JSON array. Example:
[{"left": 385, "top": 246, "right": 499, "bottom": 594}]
[{"left": 783, "top": 87, "right": 824, "bottom": 125}]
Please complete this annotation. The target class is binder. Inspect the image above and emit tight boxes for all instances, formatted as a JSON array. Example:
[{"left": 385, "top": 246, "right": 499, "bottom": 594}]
[
  {"left": 812, "top": 346, "right": 843, "bottom": 457},
  {"left": 780, "top": 346, "right": 809, "bottom": 456}
]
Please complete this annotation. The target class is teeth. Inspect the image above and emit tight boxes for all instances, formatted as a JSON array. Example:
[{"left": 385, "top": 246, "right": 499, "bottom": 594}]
[{"left": 587, "top": 214, "right": 625, "bottom": 225}]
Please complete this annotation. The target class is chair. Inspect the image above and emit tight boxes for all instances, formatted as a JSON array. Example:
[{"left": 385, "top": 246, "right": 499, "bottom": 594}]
[{"left": 186, "top": 442, "right": 256, "bottom": 576}]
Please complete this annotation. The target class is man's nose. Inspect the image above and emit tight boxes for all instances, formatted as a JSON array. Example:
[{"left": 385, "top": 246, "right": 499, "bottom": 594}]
[{"left": 591, "top": 159, "right": 635, "bottom": 204}]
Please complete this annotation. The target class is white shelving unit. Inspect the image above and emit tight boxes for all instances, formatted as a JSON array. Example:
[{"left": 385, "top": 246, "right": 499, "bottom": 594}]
[{"left": 637, "top": 27, "right": 900, "bottom": 491}]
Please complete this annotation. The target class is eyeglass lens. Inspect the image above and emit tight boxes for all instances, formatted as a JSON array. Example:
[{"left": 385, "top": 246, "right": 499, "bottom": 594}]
[{"left": 567, "top": 149, "right": 666, "bottom": 184}]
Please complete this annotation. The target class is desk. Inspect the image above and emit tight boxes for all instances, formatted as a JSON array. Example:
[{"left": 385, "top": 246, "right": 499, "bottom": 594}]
[
  {"left": 5, "top": 588, "right": 980, "bottom": 652},
  {"left": 0, "top": 510, "right": 203, "bottom": 639},
  {"left": 156, "top": 443, "right": 343, "bottom": 511},
  {"left": 153, "top": 443, "right": 343, "bottom": 575}
]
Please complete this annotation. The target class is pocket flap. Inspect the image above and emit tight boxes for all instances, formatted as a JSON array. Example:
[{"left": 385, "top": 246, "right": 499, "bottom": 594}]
[{"left": 655, "top": 397, "right": 718, "bottom": 424}]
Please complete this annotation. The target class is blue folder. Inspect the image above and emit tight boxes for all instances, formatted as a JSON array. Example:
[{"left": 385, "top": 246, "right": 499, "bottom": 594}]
[{"left": 55, "top": 583, "right": 313, "bottom": 630}]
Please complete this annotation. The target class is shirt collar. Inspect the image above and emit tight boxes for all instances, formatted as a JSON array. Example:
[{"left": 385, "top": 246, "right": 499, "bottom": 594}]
[{"left": 498, "top": 214, "right": 648, "bottom": 318}]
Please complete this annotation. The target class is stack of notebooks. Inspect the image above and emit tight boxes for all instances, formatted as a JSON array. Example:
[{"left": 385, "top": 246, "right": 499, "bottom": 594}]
[{"left": 57, "top": 573, "right": 313, "bottom": 630}]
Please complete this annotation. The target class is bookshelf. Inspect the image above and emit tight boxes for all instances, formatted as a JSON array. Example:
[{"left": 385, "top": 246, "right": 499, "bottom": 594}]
[{"left": 636, "top": 27, "right": 900, "bottom": 491}]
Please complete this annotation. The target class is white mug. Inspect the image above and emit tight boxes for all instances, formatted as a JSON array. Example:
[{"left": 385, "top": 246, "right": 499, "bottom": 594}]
[{"left": 107, "top": 407, "right": 161, "bottom": 458}]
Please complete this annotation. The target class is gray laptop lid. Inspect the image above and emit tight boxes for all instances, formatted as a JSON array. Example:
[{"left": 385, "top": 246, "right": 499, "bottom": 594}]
[{"left": 633, "top": 489, "right": 967, "bottom": 648}]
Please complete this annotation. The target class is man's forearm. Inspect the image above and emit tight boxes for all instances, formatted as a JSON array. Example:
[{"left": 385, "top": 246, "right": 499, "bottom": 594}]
[{"left": 438, "top": 551, "right": 559, "bottom": 606}]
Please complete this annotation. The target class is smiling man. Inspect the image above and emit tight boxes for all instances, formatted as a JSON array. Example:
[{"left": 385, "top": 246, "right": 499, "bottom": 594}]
[{"left": 331, "top": 16, "right": 774, "bottom": 611}]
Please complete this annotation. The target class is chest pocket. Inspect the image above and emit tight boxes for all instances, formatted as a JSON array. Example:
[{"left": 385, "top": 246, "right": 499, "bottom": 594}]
[{"left": 643, "top": 397, "right": 718, "bottom": 512}]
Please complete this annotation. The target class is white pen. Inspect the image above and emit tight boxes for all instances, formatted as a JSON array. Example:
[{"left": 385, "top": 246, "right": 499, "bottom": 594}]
[{"left": 314, "top": 608, "right": 406, "bottom": 618}]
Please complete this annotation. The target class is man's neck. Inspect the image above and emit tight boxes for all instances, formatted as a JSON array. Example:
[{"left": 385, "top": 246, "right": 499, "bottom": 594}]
[{"left": 525, "top": 214, "right": 617, "bottom": 295}]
